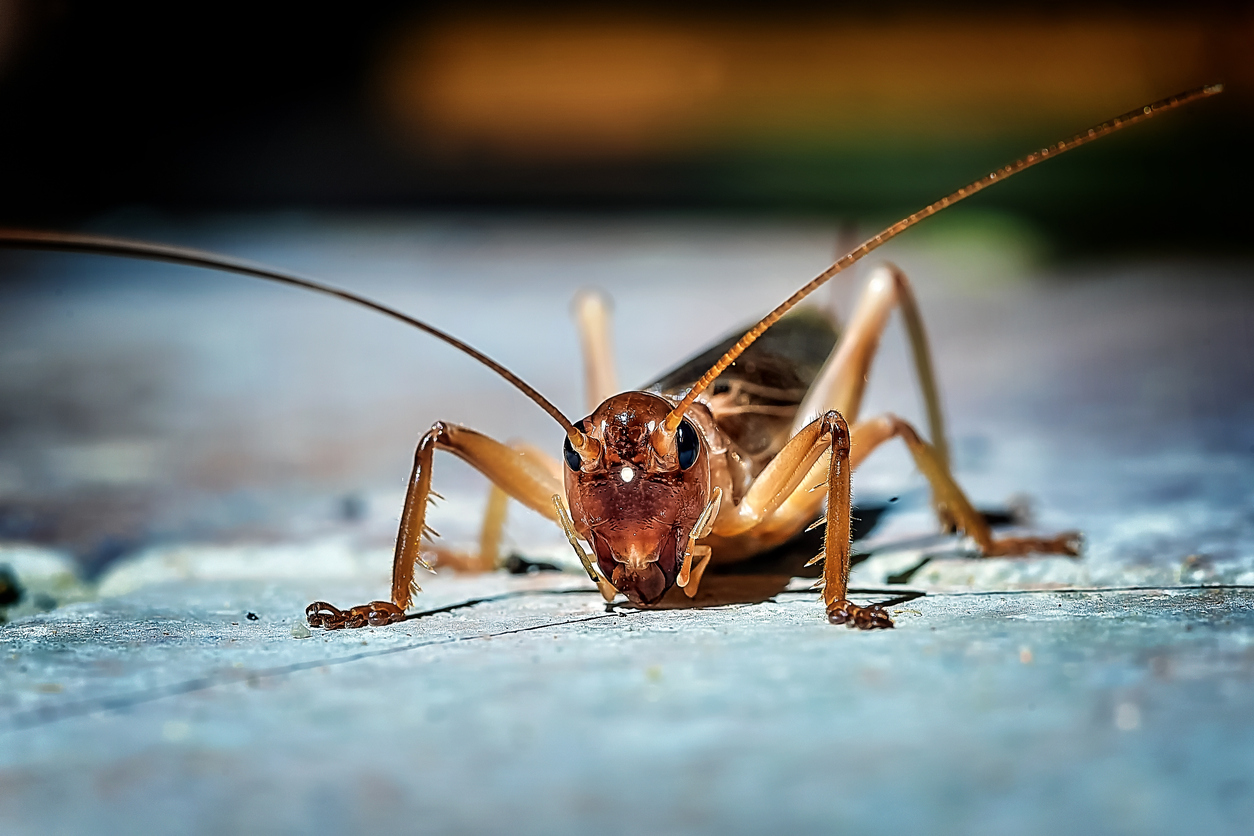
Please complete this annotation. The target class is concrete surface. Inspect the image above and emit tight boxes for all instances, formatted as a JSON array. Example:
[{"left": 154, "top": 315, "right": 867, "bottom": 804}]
[
  {"left": 1, "top": 215, "right": 1252, "bottom": 835},
  {"left": 4, "top": 571, "right": 1254, "bottom": 836}
]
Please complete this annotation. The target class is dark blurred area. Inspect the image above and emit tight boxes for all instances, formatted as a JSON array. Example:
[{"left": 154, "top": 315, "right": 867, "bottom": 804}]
[{"left": 0, "top": 1, "right": 1250, "bottom": 255}]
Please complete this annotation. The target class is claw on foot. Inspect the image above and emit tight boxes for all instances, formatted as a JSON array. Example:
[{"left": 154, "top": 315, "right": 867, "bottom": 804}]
[
  {"left": 306, "top": 600, "right": 406, "bottom": 629},
  {"left": 826, "top": 599, "right": 894, "bottom": 630}
]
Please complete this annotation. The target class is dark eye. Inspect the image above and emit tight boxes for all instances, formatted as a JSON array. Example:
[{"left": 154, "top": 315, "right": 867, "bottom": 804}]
[
  {"left": 676, "top": 419, "right": 700, "bottom": 470},
  {"left": 563, "top": 434, "right": 583, "bottom": 472}
]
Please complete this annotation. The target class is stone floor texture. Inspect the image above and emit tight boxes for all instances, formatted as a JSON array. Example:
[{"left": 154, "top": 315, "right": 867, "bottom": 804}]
[
  {"left": 4, "top": 571, "right": 1254, "bottom": 836},
  {"left": 1, "top": 216, "right": 1252, "bottom": 835}
]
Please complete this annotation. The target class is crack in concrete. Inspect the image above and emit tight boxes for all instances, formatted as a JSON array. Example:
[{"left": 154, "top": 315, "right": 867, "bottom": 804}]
[
  {"left": 2, "top": 610, "right": 625, "bottom": 733},
  {"left": 8, "top": 583, "right": 1252, "bottom": 733},
  {"left": 923, "top": 583, "right": 1254, "bottom": 597}
]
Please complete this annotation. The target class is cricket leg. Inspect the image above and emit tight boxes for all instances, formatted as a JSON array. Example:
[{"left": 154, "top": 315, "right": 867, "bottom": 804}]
[
  {"left": 306, "top": 422, "right": 563, "bottom": 629},
  {"left": 430, "top": 440, "right": 563, "bottom": 573},
  {"left": 477, "top": 483, "right": 510, "bottom": 570},
  {"left": 851, "top": 414, "right": 1081, "bottom": 557},
  {"left": 433, "top": 290, "right": 603, "bottom": 575},
  {"left": 676, "top": 546, "right": 712, "bottom": 598},
  {"left": 423, "top": 290, "right": 602, "bottom": 574},
  {"left": 790, "top": 264, "right": 1074, "bottom": 547},
  {"left": 571, "top": 288, "right": 619, "bottom": 414},
  {"left": 425, "top": 482, "right": 509, "bottom": 573},
  {"left": 794, "top": 261, "right": 951, "bottom": 474},
  {"left": 675, "top": 488, "right": 722, "bottom": 597},
  {"left": 710, "top": 411, "right": 891, "bottom": 628},
  {"left": 712, "top": 412, "right": 845, "bottom": 539},
  {"left": 418, "top": 294, "right": 605, "bottom": 572},
  {"left": 818, "top": 415, "right": 892, "bottom": 628},
  {"left": 732, "top": 409, "right": 1078, "bottom": 604}
]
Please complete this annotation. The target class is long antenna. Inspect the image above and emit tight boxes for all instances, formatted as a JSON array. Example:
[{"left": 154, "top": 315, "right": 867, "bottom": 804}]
[
  {"left": 0, "top": 229, "right": 585, "bottom": 443},
  {"left": 662, "top": 83, "right": 1224, "bottom": 434}
]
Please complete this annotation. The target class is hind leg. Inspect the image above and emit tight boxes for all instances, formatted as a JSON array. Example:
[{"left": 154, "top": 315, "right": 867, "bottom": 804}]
[
  {"left": 851, "top": 414, "right": 1080, "bottom": 556},
  {"left": 571, "top": 288, "right": 619, "bottom": 414},
  {"left": 794, "top": 262, "right": 949, "bottom": 467},
  {"left": 794, "top": 262, "right": 1072, "bottom": 541}
]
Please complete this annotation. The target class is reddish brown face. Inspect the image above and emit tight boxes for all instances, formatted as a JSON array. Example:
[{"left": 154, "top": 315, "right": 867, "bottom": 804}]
[{"left": 563, "top": 392, "right": 709, "bottom": 604}]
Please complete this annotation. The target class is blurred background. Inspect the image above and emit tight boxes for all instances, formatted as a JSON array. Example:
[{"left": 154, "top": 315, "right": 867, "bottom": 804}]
[
  {"left": 0, "top": 0, "right": 1250, "bottom": 251},
  {"left": 4, "top": 9, "right": 1254, "bottom": 831},
  {"left": 0, "top": 1, "right": 1251, "bottom": 580}
]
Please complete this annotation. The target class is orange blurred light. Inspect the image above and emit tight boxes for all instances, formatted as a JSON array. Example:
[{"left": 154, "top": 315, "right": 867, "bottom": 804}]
[{"left": 376, "top": 13, "right": 1248, "bottom": 161}]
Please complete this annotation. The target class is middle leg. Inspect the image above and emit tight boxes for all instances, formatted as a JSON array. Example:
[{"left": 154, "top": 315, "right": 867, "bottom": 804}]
[{"left": 430, "top": 440, "right": 563, "bottom": 573}]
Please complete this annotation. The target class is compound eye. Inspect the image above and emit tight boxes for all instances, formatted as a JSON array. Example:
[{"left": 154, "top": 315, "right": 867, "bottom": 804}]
[
  {"left": 676, "top": 419, "right": 700, "bottom": 470},
  {"left": 563, "top": 434, "right": 583, "bottom": 472}
]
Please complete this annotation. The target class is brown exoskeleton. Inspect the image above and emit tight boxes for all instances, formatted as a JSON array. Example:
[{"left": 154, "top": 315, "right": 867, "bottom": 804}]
[{"left": 0, "top": 85, "right": 1222, "bottom": 631}]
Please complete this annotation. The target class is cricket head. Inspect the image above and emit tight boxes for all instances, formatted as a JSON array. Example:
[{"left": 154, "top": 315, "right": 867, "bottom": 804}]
[{"left": 563, "top": 391, "right": 710, "bottom": 604}]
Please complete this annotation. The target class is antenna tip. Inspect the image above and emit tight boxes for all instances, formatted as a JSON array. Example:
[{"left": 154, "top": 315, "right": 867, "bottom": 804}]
[{"left": 1205, "top": 83, "right": 1224, "bottom": 95}]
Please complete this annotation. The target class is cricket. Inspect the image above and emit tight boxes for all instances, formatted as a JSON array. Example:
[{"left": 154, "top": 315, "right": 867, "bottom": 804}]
[{"left": 0, "top": 84, "right": 1222, "bottom": 632}]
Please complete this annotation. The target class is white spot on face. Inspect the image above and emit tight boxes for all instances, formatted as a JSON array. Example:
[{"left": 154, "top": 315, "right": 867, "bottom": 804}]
[{"left": 620, "top": 466, "right": 635, "bottom": 483}]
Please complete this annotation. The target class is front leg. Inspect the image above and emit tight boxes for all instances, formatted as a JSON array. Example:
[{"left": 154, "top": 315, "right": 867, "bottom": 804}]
[
  {"left": 307, "top": 421, "right": 564, "bottom": 629},
  {"left": 814, "top": 412, "right": 893, "bottom": 629},
  {"left": 709, "top": 410, "right": 892, "bottom": 629},
  {"left": 306, "top": 600, "right": 406, "bottom": 629}
]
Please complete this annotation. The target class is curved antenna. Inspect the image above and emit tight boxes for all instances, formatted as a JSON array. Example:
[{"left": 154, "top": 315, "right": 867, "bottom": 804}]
[
  {"left": 662, "top": 83, "right": 1224, "bottom": 435},
  {"left": 0, "top": 228, "right": 587, "bottom": 444}
]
